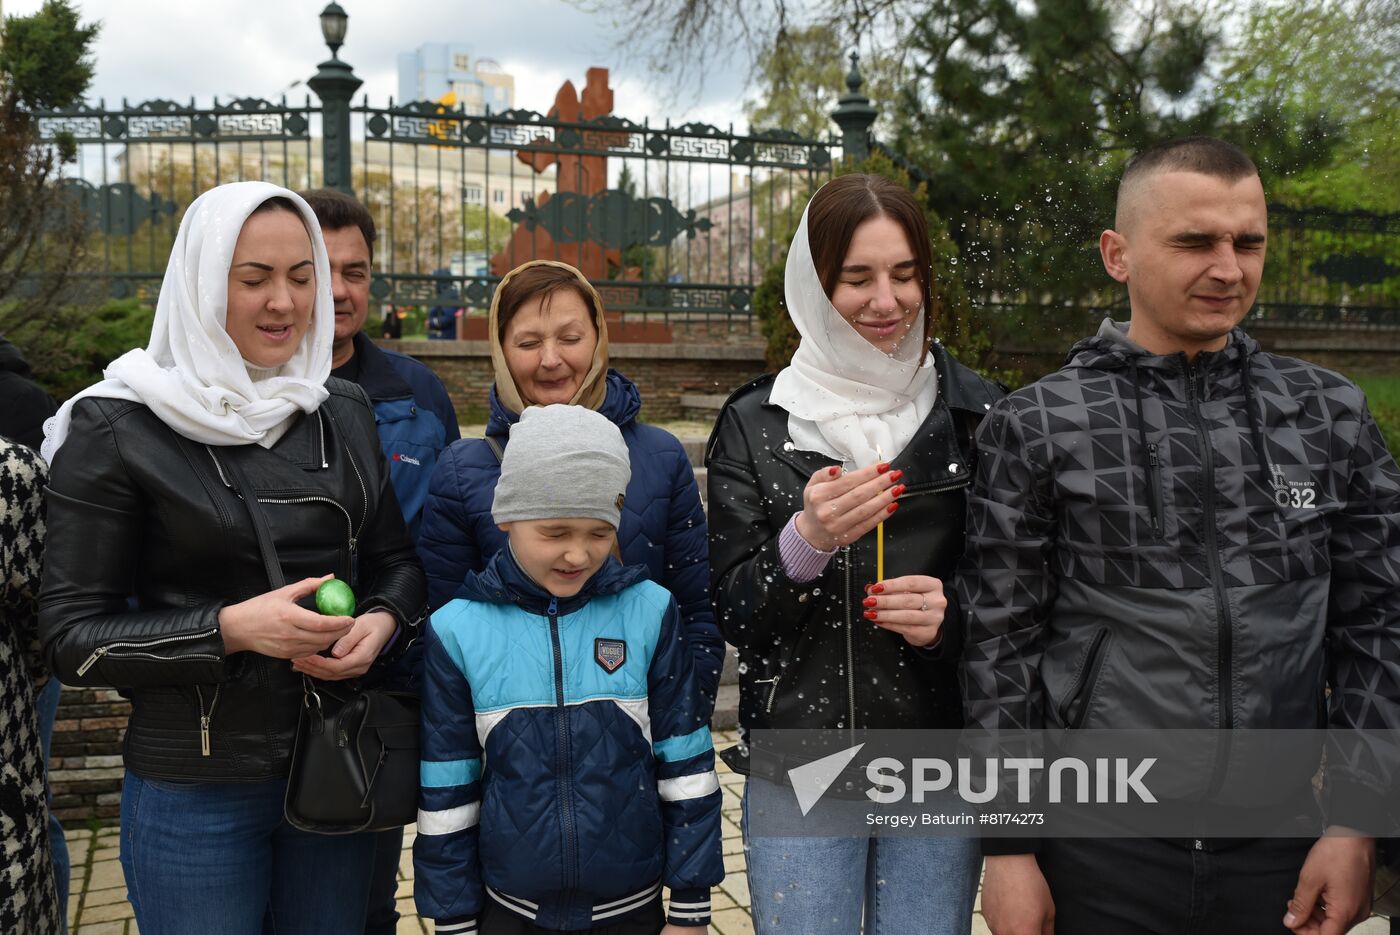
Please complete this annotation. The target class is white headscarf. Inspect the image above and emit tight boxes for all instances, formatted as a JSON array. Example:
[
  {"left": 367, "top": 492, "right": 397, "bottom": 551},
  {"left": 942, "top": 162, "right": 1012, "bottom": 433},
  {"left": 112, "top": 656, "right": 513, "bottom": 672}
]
[
  {"left": 769, "top": 201, "right": 939, "bottom": 469},
  {"left": 41, "top": 182, "right": 335, "bottom": 463}
]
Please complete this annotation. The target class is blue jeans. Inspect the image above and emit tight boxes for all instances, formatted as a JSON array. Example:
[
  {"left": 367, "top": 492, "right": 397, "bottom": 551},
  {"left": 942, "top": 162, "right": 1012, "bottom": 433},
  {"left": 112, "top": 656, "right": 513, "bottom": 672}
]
[
  {"left": 742, "top": 777, "right": 980, "bottom": 935},
  {"left": 120, "top": 772, "right": 376, "bottom": 935},
  {"left": 362, "top": 826, "right": 404, "bottom": 935},
  {"left": 36, "top": 677, "right": 69, "bottom": 934}
]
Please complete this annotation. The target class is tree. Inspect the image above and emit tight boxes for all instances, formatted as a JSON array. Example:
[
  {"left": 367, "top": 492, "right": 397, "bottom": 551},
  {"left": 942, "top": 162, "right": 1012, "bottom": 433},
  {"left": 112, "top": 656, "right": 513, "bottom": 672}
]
[
  {"left": 1217, "top": 0, "right": 1400, "bottom": 211},
  {"left": 0, "top": 0, "right": 101, "bottom": 394}
]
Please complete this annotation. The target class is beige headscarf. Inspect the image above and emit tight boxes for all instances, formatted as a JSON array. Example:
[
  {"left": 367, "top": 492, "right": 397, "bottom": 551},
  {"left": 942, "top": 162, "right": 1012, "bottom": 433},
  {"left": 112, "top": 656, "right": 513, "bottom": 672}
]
[{"left": 488, "top": 260, "right": 610, "bottom": 414}]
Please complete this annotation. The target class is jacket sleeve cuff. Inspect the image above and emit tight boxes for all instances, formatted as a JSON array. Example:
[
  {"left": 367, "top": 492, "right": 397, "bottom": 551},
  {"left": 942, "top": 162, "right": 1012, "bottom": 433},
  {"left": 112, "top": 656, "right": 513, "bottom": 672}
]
[
  {"left": 430, "top": 916, "right": 479, "bottom": 934},
  {"left": 778, "top": 513, "right": 836, "bottom": 584},
  {"left": 980, "top": 836, "right": 1041, "bottom": 856},
  {"left": 667, "top": 887, "right": 712, "bottom": 926},
  {"left": 1325, "top": 777, "right": 1392, "bottom": 836}
]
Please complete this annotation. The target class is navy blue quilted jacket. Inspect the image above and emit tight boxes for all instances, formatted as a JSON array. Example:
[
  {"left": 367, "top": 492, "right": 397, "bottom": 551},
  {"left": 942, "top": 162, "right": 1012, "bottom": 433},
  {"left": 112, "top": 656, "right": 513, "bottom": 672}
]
[
  {"left": 417, "top": 369, "right": 723, "bottom": 706},
  {"left": 413, "top": 548, "right": 724, "bottom": 931}
]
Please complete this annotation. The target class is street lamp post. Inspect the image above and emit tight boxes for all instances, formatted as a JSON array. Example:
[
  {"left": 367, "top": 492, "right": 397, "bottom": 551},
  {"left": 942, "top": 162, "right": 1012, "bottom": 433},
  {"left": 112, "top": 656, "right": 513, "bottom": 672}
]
[
  {"left": 307, "top": 2, "right": 362, "bottom": 195},
  {"left": 830, "top": 52, "right": 878, "bottom": 163}
]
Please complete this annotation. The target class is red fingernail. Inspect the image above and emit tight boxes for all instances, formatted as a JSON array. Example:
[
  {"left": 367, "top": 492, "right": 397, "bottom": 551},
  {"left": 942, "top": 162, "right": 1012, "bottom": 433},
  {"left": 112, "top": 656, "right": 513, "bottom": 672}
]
[
  {"left": 863, "top": 596, "right": 877, "bottom": 608},
  {"left": 877, "top": 462, "right": 891, "bottom": 474},
  {"left": 870, "top": 583, "right": 885, "bottom": 594},
  {"left": 891, "top": 484, "right": 907, "bottom": 498},
  {"left": 864, "top": 610, "right": 878, "bottom": 620},
  {"left": 887, "top": 503, "right": 899, "bottom": 514},
  {"left": 828, "top": 466, "right": 840, "bottom": 477},
  {"left": 889, "top": 470, "right": 904, "bottom": 483}
]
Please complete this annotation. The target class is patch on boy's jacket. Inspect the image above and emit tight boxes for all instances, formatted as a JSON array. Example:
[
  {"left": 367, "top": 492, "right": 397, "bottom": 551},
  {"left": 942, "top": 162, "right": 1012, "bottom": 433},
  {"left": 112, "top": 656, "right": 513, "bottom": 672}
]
[{"left": 595, "top": 638, "right": 627, "bottom": 673}]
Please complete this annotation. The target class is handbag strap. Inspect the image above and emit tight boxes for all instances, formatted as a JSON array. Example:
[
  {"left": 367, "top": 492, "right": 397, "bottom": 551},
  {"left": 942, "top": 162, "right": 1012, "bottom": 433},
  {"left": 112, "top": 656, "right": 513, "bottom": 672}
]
[
  {"left": 214, "top": 446, "right": 287, "bottom": 590},
  {"left": 484, "top": 434, "right": 505, "bottom": 463}
]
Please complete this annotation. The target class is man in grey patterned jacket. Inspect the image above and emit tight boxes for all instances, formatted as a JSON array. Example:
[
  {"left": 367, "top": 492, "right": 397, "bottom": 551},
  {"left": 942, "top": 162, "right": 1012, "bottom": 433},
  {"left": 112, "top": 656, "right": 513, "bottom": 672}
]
[{"left": 960, "top": 136, "right": 1400, "bottom": 935}]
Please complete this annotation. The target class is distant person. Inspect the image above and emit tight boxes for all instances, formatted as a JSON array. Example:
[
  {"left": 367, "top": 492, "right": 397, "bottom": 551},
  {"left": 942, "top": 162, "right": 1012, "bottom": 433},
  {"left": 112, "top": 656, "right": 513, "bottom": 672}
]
[
  {"left": 426, "top": 268, "right": 461, "bottom": 340},
  {"left": 0, "top": 436, "right": 62, "bottom": 932},
  {"left": 380, "top": 307, "right": 402, "bottom": 340},
  {"left": 414, "top": 404, "right": 724, "bottom": 933},
  {"left": 961, "top": 137, "right": 1400, "bottom": 935}
]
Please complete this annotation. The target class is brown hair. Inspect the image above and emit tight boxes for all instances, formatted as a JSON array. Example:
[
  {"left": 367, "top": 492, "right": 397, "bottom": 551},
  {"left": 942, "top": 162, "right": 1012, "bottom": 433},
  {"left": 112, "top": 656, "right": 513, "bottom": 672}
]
[
  {"left": 1116, "top": 137, "right": 1259, "bottom": 229},
  {"left": 251, "top": 195, "right": 301, "bottom": 217},
  {"left": 495, "top": 263, "right": 602, "bottom": 343},
  {"left": 806, "top": 174, "right": 937, "bottom": 349},
  {"left": 298, "top": 188, "right": 378, "bottom": 258}
]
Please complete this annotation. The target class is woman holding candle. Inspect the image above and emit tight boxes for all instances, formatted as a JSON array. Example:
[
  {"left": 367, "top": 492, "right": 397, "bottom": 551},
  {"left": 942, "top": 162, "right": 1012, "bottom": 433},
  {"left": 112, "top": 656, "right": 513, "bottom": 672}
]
[{"left": 705, "top": 173, "right": 1002, "bottom": 935}]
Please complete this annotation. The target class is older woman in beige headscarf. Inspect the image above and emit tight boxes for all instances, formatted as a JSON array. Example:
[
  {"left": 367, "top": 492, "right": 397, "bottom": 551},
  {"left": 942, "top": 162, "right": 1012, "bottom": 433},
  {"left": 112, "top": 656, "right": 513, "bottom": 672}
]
[{"left": 417, "top": 260, "right": 722, "bottom": 707}]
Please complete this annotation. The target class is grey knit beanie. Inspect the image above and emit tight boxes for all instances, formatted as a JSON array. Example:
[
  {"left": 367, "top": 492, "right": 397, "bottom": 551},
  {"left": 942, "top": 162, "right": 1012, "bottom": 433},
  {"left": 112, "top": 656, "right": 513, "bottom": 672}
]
[{"left": 492, "top": 404, "right": 631, "bottom": 527}]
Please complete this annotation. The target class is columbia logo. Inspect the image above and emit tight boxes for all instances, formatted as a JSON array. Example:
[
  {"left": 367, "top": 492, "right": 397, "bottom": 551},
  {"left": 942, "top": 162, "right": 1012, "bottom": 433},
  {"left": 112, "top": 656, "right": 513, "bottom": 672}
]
[{"left": 392, "top": 453, "right": 421, "bottom": 466}]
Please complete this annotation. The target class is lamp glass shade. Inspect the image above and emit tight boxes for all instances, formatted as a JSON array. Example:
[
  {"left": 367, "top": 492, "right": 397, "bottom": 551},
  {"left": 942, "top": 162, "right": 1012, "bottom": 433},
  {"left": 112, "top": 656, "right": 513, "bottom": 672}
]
[{"left": 320, "top": 3, "right": 348, "bottom": 50}]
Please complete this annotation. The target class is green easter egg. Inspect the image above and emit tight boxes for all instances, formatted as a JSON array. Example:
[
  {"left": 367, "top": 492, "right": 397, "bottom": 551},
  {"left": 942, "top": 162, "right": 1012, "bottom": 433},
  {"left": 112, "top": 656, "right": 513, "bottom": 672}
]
[{"left": 315, "top": 578, "right": 356, "bottom": 617}]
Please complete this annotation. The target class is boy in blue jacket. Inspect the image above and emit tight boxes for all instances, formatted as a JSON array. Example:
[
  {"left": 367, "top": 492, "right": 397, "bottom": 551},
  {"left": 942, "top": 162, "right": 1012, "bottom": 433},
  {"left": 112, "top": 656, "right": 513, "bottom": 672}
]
[{"left": 414, "top": 404, "right": 723, "bottom": 934}]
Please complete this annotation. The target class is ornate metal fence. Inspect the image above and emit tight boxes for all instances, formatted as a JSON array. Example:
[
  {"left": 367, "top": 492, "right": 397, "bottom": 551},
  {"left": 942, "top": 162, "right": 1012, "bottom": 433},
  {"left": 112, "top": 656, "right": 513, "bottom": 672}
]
[
  {"left": 35, "top": 83, "right": 843, "bottom": 323},
  {"left": 29, "top": 54, "right": 1400, "bottom": 331}
]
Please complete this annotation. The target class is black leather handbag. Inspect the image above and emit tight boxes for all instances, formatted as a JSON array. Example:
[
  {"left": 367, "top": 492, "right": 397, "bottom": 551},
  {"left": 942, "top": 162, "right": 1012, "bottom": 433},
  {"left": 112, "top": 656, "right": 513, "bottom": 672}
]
[
  {"left": 284, "top": 675, "right": 420, "bottom": 834},
  {"left": 219, "top": 442, "right": 420, "bottom": 835}
]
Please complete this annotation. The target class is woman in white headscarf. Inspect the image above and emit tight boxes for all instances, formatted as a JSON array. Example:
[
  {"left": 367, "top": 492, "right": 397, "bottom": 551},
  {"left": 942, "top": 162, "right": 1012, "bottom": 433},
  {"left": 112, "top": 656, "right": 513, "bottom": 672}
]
[
  {"left": 39, "top": 182, "right": 426, "bottom": 935},
  {"left": 706, "top": 174, "right": 1004, "bottom": 935}
]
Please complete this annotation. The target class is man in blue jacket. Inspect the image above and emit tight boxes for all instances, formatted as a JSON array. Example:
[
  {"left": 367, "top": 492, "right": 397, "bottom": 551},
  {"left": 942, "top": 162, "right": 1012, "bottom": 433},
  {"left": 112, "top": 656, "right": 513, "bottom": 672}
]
[
  {"left": 301, "top": 189, "right": 461, "bottom": 539},
  {"left": 301, "top": 188, "right": 461, "bottom": 935}
]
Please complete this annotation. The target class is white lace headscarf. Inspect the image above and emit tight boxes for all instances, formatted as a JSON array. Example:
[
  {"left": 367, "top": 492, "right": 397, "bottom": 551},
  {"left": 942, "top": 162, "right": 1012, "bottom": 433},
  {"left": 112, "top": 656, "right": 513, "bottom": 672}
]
[
  {"left": 41, "top": 181, "right": 334, "bottom": 463},
  {"left": 769, "top": 200, "right": 938, "bottom": 469}
]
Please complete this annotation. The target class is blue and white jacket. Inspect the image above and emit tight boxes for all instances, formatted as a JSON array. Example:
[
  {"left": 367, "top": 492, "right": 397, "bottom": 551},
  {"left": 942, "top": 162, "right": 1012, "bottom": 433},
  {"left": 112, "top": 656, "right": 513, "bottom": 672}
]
[
  {"left": 417, "top": 369, "right": 723, "bottom": 708},
  {"left": 414, "top": 548, "right": 724, "bottom": 932}
]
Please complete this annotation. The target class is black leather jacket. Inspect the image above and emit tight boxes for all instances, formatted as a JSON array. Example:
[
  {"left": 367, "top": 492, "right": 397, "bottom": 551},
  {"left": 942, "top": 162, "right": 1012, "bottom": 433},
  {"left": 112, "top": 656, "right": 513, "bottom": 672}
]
[
  {"left": 706, "top": 343, "right": 1002, "bottom": 774},
  {"left": 40, "top": 378, "right": 426, "bottom": 782}
]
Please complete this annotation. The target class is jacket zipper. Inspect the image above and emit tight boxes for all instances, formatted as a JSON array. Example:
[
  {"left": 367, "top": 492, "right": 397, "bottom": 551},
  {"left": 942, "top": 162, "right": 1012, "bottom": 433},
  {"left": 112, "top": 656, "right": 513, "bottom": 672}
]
[
  {"left": 76, "top": 629, "right": 221, "bottom": 677},
  {"left": 1185, "top": 360, "right": 1235, "bottom": 733},
  {"left": 1185, "top": 360, "right": 1239, "bottom": 800},
  {"left": 255, "top": 495, "right": 359, "bottom": 587},
  {"left": 547, "top": 597, "right": 578, "bottom": 894},
  {"left": 1058, "top": 628, "right": 1111, "bottom": 728},
  {"left": 844, "top": 545, "right": 856, "bottom": 734},
  {"left": 194, "top": 684, "right": 221, "bottom": 756},
  {"left": 208, "top": 439, "right": 368, "bottom": 587},
  {"left": 1146, "top": 443, "right": 1166, "bottom": 539}
]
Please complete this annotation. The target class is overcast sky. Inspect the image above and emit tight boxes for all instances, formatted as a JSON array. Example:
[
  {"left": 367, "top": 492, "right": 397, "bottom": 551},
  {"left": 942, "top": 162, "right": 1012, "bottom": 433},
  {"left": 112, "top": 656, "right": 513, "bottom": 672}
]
[{"left": 3, "top": 0, "right": 754, "bottom": 128}]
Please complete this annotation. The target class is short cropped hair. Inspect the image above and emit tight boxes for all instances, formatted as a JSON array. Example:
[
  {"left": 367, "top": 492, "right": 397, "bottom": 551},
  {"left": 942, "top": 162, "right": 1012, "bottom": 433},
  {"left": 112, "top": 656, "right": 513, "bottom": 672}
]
[
  {"left": 299, "top": 188, "right": 377, "bottom": 257},
  {"left": 1115, "top": 137, "right": 1258, "bottom": 229}
]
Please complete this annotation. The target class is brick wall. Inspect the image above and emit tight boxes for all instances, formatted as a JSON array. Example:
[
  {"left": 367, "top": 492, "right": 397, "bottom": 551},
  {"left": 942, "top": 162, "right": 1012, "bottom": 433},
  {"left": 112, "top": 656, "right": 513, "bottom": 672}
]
[{"left": 50, "top": 686, "right": 130, "bottom": 826}]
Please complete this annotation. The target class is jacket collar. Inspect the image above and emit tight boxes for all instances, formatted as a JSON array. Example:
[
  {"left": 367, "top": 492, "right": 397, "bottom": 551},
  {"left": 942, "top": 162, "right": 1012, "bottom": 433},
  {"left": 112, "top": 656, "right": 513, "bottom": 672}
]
[
  {"left": 486, "top": 369, "right": 642, "bottom": 437},
  {"left": 347, "top": 332, "right": 414, "bottom": 402},
  {"left": 463, "top": 544, "right": 647, "bottom": 616},
  {"left": 1066, "top": 319, "right": 1262, "bottom": 374}
]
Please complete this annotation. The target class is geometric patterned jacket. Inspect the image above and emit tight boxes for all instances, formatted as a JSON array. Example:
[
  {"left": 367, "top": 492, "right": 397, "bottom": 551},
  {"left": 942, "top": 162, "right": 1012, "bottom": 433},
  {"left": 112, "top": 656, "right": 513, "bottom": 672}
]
[
  {"left": 0, "top": 437, "right": 60, "bottom": 932},
  {"left": 958, "top": 321, "right": 1400, "bottom": 830}
]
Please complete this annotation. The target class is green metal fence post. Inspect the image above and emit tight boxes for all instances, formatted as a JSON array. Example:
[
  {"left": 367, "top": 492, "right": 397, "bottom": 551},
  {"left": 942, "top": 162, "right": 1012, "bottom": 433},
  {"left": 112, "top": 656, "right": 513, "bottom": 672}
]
[
  {"left": 831, "top": 52, "right": 877, "bottom": 162},
  {"left": 307, "top": 2, "right": 362, "bottom": 194}
]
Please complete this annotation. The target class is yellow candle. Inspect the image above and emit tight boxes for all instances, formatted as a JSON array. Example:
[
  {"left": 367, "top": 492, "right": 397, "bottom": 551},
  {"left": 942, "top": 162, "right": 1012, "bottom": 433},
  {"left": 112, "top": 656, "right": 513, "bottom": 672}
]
[{"left": 876, "top": 447, "right": 885, "bottom": 583}]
